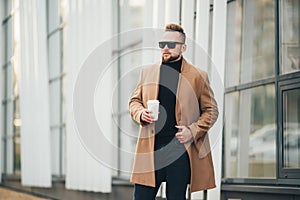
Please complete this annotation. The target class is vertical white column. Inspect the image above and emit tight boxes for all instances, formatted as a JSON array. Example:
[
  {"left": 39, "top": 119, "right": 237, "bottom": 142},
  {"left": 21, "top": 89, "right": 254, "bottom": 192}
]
[
  {"left": 143, "top": 0, "right": 156, "bottom": 64},
  {"left": 237, "top": 1, "right": 254, "bottom": 178},
  {"left": 195, "top": 0, "right": 210, "bottom": 71},
  {"left": 63, "top": 0, "right": 112, "bottom": 192},
  {"left": 18, "top": 0, "right": 52, "bottom": 187},
  {"left": 181, "top": 0, "right": 195, "bottom": 63},
  {"left": 181, "top": 0, "right": 194, "bottom": 36},
  {"left": 238, "top": 91, "right": 251, "bottom": 177},
  {"left": 209, "top": 0, "right": 227, "bottom": 200},
  {"left": 192, "top": 2, "right": 208, "bottom": 199},
  {"left": 3, "top": 0, "right": 14, "bottom": 177},
  {"left": 165, "top": 0, "right": 180, "bottom": 24},
  {"left": 144, "top": 0, "right": 153, "bottom": 27},
  {"left": 153, "top": 0, "right": 165, "bottom": 28},
  {"left": 240, "top": 0, "right": 254, "bottom": 83}
]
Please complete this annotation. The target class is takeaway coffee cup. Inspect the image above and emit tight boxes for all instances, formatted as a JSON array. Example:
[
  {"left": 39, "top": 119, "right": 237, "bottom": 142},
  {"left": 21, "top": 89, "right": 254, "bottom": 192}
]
[{"left": 147, "top": 100, "right": 160, "bottom": 121}]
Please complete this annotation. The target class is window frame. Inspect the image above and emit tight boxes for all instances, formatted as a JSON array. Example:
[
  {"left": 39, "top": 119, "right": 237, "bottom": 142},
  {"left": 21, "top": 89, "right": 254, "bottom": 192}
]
[
  {"left": 278, "top": 77, "right": 300, "bottom": 180},
  {"left": 46, "top": 0, "right": 65, "bottom": 177},
  {"left": 222, "top": 0, "right": 300, "bottom": 186},
  {"left": 1, "top": 0, "right": 20, "bottom": 176}
]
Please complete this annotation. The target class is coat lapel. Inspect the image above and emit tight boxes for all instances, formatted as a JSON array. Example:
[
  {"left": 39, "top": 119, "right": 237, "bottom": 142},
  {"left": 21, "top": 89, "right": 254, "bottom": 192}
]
[
  {"left": 175, "top": 58, "right": 191, "bottom": 126},
  {"left": 143, "top": 62, "right": 161, "bottom": 101}
]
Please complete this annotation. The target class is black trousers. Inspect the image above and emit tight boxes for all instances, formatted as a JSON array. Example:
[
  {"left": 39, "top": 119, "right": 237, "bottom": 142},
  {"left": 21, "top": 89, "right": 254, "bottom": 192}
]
[{"left": 134, "top": 140, "right": 191, "bottom": 200}]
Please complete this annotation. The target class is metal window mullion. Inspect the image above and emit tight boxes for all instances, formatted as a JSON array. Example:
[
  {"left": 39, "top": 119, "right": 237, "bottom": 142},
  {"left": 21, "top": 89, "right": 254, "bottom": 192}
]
[
  {"left": 2, "top": 95, "right": 17, "bottom": 105},
  {"left": 50, "top": 123, "right": 65, "bottom": 131},
  {"left": 2, "top": 60, "right": 11, "bottom": 69},
  {"left": 1, "top": 134, "right": 15, "bottom": 141},
  {"left": 47, "top": 23, "right": 65, "bottom": 39},
  {"left": 49, "top": 73, "right": 65, "bottom": 84},
  {"left": 112, "top": 39, "right": 143, "bottom": 55},
  {"left": 3, "top": 17, "right": 9, "bottom": 174},
  {"left": 227, "top": 0, "right": 236, "bottom": 4},
  {"left": 117, "top": 0, "right": 121, "bottom": 177},
  {"left": 12, "top": 92, "right": 17, "bottom": 173},
  {"left": 58, "top": 1, "right": 64, "bottom": 177},
  {"left": 11, "top": 7, "right": 18, "bottom": 174},
  {"left": 46, "top": 0, "right": 65, "bottom": 177},
  {"left": 275, "top": 0, "right": 281, "bottom": 180},
  {"left": 2, "top": 13, "right": 12, "bottom": 25},
  {"left": 225, "top": 77, "right": 276, "bottom": 93},
  {"left": 179, "top": 0, "right": 182, "bottom": 25}
]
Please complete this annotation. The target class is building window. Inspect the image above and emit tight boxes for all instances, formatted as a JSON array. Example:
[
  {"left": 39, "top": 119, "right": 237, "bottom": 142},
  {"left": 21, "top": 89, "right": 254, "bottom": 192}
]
[
  {"left": 278, "top": 0, "right": 300, "bottom": 180},
  {"left": 224, "top": 85, "right": 276, "bottom": 178},
  {"left": 224, "top": 0, "right": 300, "bottom": 184},
  {"left": 225, "top": 0, "right": 275, "bottom": 88},
  {"left": 1, "top": 0, "right": 21, "bottom": 176},
  {"left": 46, "top": 0, "right": 65, "bottom": 177},
  {"left": 240, "top": 0, "right": 275, "bottom": 84},
  {"left": 280, "top": 0, "right": 300, "bottom": 74},
  {"left": 115, "top": 0, "right": 146, "bottom": 179},
  {"left": 283, "top": 88, "right": 300, "bottom": 169},
  {"left": 224, "top": 0, "right": 277, "bottom": 180},
  {"left": 278, "top": 80, "right": 300, "bottom": 179}
]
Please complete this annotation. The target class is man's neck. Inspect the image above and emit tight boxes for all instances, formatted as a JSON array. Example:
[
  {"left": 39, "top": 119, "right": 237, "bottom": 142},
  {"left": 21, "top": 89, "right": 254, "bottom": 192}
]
[
  {"left": 169, "top": 55, "right": 182, "bottom": 63},
  {"left": 162, "top": 55, "right": 182, "bottom": 64}
]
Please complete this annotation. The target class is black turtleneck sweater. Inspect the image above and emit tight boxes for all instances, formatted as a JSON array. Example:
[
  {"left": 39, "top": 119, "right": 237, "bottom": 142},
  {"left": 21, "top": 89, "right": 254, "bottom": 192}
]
[{"left": 155, "top": 58, "right": 182, "bottom": 146}]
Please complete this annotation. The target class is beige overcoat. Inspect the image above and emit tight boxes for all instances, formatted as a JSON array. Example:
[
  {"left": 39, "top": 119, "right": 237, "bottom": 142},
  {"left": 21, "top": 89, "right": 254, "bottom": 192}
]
[{"left": 129, "top": 58, "right": 219, "bottom": 192}]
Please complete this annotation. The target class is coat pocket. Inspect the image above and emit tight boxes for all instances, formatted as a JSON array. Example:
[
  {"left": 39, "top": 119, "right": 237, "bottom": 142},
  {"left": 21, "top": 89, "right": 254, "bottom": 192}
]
[{"left": 194, "top": 135, "right": 211, "bottom": 159}]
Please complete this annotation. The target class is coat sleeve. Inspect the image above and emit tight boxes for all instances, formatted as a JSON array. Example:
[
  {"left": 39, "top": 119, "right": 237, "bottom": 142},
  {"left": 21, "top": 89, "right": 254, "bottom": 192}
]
[
  {"left": 129, "top": 69, "right": 146, "bottom": 125},
  {"left": 188, "top": 71, "right": 219, "bottom": 142}
]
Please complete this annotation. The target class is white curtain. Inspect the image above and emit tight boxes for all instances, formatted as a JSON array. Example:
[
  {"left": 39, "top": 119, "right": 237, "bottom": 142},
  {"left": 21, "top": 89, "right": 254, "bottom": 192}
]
[
  {"left": 63, "top": 0, "right": 112, "bottom": 192},
  {"left": 17, "top": 0, "right": 52, "bottom": 187}
]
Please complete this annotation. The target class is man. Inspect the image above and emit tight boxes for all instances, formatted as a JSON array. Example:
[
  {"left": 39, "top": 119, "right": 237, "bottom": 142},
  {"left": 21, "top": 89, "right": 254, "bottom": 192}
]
[{"left": 129, "top": 23, "right": 218, "bottom": 200}]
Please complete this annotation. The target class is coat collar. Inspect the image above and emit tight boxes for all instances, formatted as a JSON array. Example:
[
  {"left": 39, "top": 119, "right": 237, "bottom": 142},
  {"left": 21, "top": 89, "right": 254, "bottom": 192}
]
[
  {"left": 156, "top": 57, "right": 190, "bottom": 74},
  {"left": 152, "top": 57, "right": 190, "bottom": 101}
]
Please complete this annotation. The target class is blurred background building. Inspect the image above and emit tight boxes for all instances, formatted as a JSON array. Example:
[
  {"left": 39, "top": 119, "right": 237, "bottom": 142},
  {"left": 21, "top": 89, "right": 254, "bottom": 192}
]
[{"left": 0, "top": 0, "right": 299, "bottom": 199}]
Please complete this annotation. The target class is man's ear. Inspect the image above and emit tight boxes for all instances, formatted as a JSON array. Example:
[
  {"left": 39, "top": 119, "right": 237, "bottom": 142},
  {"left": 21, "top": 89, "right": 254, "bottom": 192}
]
[{"left": 181, "top": 44, "right": 187, "bottom": 53}]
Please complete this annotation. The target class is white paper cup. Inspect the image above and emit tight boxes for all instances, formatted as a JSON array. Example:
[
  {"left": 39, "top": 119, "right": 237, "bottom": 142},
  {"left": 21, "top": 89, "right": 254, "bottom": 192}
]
[{"left": 147, "top": 100, "right": 160, "bottom": 121}]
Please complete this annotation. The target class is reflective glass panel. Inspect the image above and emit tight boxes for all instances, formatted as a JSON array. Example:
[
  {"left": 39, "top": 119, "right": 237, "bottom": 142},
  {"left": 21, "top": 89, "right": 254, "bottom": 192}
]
[
  {"left": 47, "top": 0, "right": 60, "bottom": 33},
  {"left": 48, "top": 32, "right": 61, "bottom": 79},
  {"left": 240, "top": 0, "right": 275, "bottom": 84},
  {"left": 280, "top": 0, "right": 300, "bottom": 74},
  {"left": 224, "top": 92, "right": 240, "bottom": 177},
  {"left": 225, "top": 0, "right": 242, "bottom": 87},
  {"left": 283, "top": 88, "right": 300, "bottom": 168},
  {"left": 224, "top": 85, "right": 276, "bottom": 178}
]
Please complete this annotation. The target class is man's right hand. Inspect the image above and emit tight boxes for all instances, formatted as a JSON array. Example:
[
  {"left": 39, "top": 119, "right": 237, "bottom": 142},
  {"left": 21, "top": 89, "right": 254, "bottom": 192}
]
[{"left": 141, "top": 109, "right": 153, "bottom": 124}]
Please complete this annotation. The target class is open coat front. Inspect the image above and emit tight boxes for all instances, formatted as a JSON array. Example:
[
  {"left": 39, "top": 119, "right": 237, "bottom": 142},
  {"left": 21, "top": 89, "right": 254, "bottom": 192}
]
[{"left": 129, "top": 58, "right": 219, "bottom": 192}]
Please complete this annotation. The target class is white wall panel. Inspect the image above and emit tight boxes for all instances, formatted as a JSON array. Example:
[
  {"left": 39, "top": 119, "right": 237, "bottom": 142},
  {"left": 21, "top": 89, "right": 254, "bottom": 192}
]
[
  {"left": 209, "top": 0, "right": 227, "bottom": 199},
  {"left": 63, "top": 0, "right": 113, "bottom": 192},
  {"left": 195, "top": 0, "right": 210, "bottom": 71},
  {"left": 165, "top": 0, "right": 180, "bottom": 24},
  {"left": 18, "top": 0, "right": 52, "bottom": 187}
]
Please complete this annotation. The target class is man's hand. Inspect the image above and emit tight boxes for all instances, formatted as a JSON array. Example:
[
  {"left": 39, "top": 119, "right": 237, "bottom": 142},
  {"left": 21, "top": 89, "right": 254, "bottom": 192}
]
[
  {"left": 141, "top": 109, "right": 153, "bottom": 124},
  {"left": 175, "top": 125, "right": 193, "bottom": 144}
]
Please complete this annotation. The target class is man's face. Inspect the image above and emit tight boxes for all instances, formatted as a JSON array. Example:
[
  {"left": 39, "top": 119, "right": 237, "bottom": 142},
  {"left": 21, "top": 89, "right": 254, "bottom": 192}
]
[{"left": 159, "top": 31, "right": 186, "bottom": 63}]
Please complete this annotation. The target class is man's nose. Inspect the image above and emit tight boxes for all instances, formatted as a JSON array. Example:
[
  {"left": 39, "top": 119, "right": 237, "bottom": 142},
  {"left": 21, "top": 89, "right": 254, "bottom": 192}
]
[{"left": 162, "top": 44, "right": 169, "bottom": 49}]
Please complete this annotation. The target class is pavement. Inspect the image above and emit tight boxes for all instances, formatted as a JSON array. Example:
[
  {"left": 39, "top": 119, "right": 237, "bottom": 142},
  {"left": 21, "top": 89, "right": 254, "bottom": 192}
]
[{"left": 0, "top": 187, "right": 49, "bottom": 200}]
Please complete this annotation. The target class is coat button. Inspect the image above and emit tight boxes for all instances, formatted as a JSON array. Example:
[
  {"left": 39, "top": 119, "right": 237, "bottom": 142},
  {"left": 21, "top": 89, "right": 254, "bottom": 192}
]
[{"left": 151, "top": 129, "right": 154, "bottom": 134}]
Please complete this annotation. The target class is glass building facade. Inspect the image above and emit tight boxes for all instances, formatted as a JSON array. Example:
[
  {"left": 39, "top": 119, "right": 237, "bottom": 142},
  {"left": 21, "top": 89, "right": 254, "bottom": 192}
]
[
  {"left": 0, "top": 0, "right": 299, "bottom": 199},
  {"left": 222, "top": 0, "right": 300, "bottom": 199}
]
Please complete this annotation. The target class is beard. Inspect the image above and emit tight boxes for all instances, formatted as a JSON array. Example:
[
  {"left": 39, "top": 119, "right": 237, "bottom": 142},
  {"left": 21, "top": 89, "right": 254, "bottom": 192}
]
[{"left": 162, "top": 54, "right": 181, "bottom": 63}]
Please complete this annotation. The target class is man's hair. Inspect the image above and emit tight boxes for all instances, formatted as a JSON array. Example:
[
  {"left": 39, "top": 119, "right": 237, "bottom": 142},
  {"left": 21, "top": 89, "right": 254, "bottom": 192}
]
[{"left": 164, "top": 23, "right": 186, "bottom": 43}]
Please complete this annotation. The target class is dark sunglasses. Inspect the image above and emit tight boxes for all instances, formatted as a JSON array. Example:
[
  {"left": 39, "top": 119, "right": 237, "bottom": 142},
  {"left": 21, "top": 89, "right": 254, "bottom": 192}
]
[{"left": 158, "top": 41, "right": 184, "bottom": 49}]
